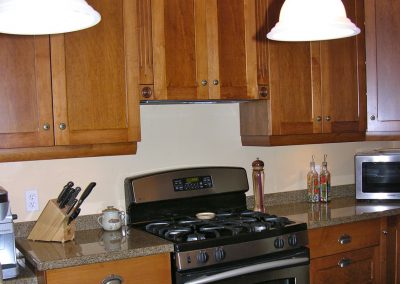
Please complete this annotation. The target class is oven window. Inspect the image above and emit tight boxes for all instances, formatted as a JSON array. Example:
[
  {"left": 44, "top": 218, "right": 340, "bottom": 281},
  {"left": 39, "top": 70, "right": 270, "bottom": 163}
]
[{"left": 362, "top": 162, "right": 400, "bottom": 193}]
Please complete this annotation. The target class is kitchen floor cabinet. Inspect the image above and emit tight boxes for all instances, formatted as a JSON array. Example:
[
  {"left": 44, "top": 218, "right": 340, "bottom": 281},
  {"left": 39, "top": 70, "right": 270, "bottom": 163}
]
[
  {"left": 0, "top": 0, "right": 140, "bottom": 162},
  {"left": 308, "top": 218, "right": 386, "bottom": 284},
  {"left": 43, "top": 253, "right": 171, "bottom": 284},
  {"left": 137, "top": 0, "right": 261, "bottom": 101},
  {"left": 240, "top": 0, "right": 366, "bottom": 146},
  {"left": 365, "top": 0, "right": 400, "bottom": 140}
]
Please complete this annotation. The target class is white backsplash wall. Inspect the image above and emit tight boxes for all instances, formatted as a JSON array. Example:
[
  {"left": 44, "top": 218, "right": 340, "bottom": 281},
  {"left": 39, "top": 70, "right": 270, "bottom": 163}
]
[{"left": 0, "top": 104, "right": 394, "bottom": 221}]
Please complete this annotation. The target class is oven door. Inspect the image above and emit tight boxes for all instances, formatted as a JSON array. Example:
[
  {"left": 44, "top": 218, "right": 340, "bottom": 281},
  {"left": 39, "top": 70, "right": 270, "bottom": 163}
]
[{"left": 175, "top": 248, "right": 309, "bottom": 284}]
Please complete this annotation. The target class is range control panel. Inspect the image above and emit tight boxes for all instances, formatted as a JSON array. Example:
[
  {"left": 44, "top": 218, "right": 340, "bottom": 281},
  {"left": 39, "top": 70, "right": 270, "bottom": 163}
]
[{"left": 173, "top": 176, "right": 213, "bottom": 192}]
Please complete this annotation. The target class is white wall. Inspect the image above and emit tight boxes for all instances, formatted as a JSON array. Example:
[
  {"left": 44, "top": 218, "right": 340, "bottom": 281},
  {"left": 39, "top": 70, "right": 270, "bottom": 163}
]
[{"left": 0, "top": 104, "right": 393, "bottom": 221}]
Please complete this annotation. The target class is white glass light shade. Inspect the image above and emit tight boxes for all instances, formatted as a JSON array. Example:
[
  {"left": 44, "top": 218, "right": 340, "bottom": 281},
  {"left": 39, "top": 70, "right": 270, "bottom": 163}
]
[
  {"left": 0, "top": 0, "right": 101, "bottom": 35},
  {"left": 267, "top": 0, "right": 360, "bottom": 41}
]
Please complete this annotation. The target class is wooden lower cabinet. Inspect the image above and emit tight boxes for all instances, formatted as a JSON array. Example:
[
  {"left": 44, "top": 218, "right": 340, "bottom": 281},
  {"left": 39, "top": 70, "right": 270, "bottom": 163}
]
[
  {"left": 310, "top": 246, "right": 380, "bottom": 284},
  {"left": 43, "top": 253, "right": 171, "bottom": 284},
  {"left": 309, "top": 218, "right": 386, "bottom": 284}
]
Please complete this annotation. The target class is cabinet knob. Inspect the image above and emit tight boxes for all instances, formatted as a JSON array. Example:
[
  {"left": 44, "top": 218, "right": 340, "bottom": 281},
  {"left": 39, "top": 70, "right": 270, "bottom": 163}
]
[
  {"left": 59, "top": 123, "right": 67, "bottom": 130},
  {"left": 370, "top": 115, "right": 376, "bottom": 121},
  {"left": 201, "top": 80, "right": 208, "bottom": 86},
  {"left": 325, "top": 116, "right": 331, "bottom": 122},
  {"left": 43, "top": 123, "right": 51, "bottom": 131},
  {"left": 141, "top": 86, "right": 153, "bottom": 99},
  {"left": 316, "top": 116, "right": 322, "bottom": 122},
  {"left": 383, "top": 230, "right": 388, "bottom": 235},
  {"left": 212, "top": 79, "right": 219, "bottom": 86},
  {"left": 338, "top": 258, "right": 352, "bottom": 268},
  {"left": 338, "top": 234, "right": 352, "bottom": 245},
  {"left": 259, "top": 86, "right": 268, "bottom": 98},
  {"left": 101, "top": 274, "right": 123, "bottom": 284}
]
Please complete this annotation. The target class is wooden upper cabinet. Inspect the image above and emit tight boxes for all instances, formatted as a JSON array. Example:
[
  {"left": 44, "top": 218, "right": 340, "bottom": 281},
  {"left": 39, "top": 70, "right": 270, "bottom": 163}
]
[
  {"left": 365, "top": 0, "right": 400, "bottom": 139},
  {"left": 0, "top": 35, "right": 54, "bottom": 149},
  {"left": 318, "top": 0, "right": 366, "bottom": 135},
  {"left": 138, "top": 0, "right": 259, "bottom": 101},
  {"left": 0, "top": 0, "right": 140, "bottom": 162},
  {"left": 51, "top": 0, "right": 140, "bottom": 146},
  {"left": 240, "top": 0, "right": 366, "bottom": 146}
]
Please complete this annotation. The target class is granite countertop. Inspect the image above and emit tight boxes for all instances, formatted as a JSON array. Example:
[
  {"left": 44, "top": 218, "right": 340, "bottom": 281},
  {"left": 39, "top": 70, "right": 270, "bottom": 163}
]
[
  {"left": 265, "top": 197, "right": 400, "bottom": 229},
  {"left": 16, "top": 227, "right": 173, "bottom": 272},
  {"left": 9, "top": 184, "right": 400, "bottom": 283}
]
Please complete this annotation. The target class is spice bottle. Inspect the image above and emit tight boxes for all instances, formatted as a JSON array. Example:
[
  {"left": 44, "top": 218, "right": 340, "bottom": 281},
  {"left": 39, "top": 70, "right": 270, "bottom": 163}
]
[
  {"left": 320, "top": 154, "right": 331, "bottom": 202},
  {"left": 252, "top": 158, "right": 265, "bottom": 212},
  {"left": 307, "top": 155, "right": 319, "bottom": 203}
]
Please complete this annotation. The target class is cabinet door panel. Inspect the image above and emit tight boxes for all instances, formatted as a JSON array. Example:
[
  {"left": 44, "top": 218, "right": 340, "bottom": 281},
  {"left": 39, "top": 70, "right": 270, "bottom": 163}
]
[
  {"left": 366, "top": 0, "right": 400, "bottom": 132},
  {"left": 215, "top": 0, "right": 257, "bottom": 100},
  {"left": 45, "top": 254, "right": 171, "bottom": 284},
  {"left": 152, "top": 0, "right": 208, "bottom": 100},
  {"left": 310, "top": 247, "right": 379, "bottom": 284},
  {"left": 267, "top": 0, "right": 316, "bottom": 135},
  {"left": 320, "top": 0, "right": 366, "bottom": 134},
  {"left": 0, "top": 35, "right": 53, "bottom": 148},
  {"left": 51, "top": 0, "right": 140, "bottom": 146}
]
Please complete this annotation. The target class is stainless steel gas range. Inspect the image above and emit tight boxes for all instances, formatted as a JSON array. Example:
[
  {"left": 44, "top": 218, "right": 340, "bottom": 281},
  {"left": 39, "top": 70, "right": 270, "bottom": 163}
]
[{"left": 125, "top": 167, "right": 309, "bottom": 284}]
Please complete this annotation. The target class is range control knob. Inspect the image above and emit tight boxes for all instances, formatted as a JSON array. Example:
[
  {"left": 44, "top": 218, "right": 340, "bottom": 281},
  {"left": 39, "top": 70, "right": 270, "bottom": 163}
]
[
  {"left": 274, "top": 238, "right": 285, "bottom": 249},
  {"left": 288, "top": 235, "right": 298, "bottom": 247},
  {"left": 215, "top": 247, "right": 226, "bottom": 262},
  {"left": 196, "top": 251, "right": 209, "bottom": 264}
]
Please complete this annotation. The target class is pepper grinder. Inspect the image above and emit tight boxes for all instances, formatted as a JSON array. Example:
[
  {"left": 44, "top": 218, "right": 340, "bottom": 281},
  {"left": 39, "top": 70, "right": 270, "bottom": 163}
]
[{"left": 252, "top": 158, "right": 265, "bottom": 213}]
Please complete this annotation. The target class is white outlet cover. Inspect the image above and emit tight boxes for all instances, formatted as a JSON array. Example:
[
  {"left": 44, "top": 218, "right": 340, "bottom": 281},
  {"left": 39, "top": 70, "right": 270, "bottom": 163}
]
[{"left": 25, "top": 190, "right": 39, "bottom": 212}]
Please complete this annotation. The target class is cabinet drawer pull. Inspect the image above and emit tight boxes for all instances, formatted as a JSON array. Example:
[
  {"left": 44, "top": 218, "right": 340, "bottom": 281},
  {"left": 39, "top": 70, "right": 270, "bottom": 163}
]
[
  {"left": 338, "top": 234, "right": 352, "bottom": 245},
  {"left": 101, "top": 274, "right": 123, "bottom": 284},
  {"left": 43, "top": 123, "right": 51, "bottom": 131},
  {"left": 213, "top": 79, "right": 219, "bottom": 85},
  {"left": 325, "top": 116, "right": 331, "bottom": 121},
  {"left": 201, "top": 80, "right": 208, "bottom": 86},
  {"left": 59, "top": 123, "right": 67, "bottom": 130},
  {"left": 316, "top": 116, "right": 322, "bottom": 122},
  {"left": 338, "top": 258, "right": 352, "bottom": 268}
]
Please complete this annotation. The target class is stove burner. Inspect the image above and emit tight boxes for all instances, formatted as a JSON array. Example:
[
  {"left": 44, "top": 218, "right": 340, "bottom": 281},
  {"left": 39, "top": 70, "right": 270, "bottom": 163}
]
[{"left": 143, "top": 210, "right": 297, "bottom": 243}]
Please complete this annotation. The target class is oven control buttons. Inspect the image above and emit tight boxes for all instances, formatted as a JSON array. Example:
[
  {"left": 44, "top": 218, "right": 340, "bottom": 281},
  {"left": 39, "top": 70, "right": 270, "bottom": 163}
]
[
  {"left": 196, "top": 251, "right": 209, "bottom": 264},
  {"left": 214, "top": 247, "right": 226, "bottom": 262},
  {"left": 288, "top": 234, "right": 298, "bottom": 247},
  {"left": 274, "top": 238, "right": 285, "bottom": 249}
]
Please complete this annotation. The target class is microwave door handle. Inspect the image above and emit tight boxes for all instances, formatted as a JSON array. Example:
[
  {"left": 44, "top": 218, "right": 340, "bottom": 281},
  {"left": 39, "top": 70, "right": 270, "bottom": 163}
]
[{"left": 184, "top": 257, "right": 309, "bottom": 284}]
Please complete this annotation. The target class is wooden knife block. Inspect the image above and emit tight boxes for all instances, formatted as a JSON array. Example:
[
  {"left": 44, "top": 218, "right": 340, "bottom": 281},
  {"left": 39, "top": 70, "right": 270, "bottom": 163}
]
[{"left": 28, "top": 199, "right": 76, "bottom": 243}]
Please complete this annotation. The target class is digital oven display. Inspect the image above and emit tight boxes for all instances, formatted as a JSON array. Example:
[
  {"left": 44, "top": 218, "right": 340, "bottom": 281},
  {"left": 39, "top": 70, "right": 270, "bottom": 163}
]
[{"left": 173, "top": 176, "right": 213, "bottom": 192}]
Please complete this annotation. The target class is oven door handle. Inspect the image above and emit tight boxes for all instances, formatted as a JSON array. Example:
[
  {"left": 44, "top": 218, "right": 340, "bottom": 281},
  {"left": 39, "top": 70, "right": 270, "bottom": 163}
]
[{"left": 184, "top": 257, "right": 309, "bottom": 284}]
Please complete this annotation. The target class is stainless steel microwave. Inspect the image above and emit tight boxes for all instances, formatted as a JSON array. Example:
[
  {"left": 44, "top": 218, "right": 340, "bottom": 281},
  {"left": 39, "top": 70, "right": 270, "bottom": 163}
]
[{"left": 355, "top": 149, "right": 400, "bottom": 200}]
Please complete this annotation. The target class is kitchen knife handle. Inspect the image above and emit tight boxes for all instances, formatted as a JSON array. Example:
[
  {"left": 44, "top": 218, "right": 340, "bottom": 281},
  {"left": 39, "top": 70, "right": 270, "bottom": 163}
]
[
  {"left": 66, "top": 199, "right": 78, "bottom": 215},
  {"left": 80, "top": 182, "right": 96, "bottom": 204},
  {"left": 67, "top": 208, "right": 81, "bottom": 225},
  {"left": 57, "top": 181, "right": 74, "bottom": 203}
]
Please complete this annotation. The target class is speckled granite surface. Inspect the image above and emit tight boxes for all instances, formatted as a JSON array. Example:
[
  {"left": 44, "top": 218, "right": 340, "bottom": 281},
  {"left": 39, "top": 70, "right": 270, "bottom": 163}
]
[
  {"left": 11, "top": 184, "right": 400, "bottom": 283},
  {"left": 16, "top": 227, "right": 173, "bottom": 271}
]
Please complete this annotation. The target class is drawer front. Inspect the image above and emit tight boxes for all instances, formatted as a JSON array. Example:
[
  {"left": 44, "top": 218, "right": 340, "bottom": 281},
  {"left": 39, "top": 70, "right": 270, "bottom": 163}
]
[
  {"left": 310, "top": 246, "right": 380, "bottom": 284},
  {"left": 309, "top": 218, "right": 381, "bottom": 259},
  {"left": 45, "top": 253, "right": 171, "bottom": 284}
]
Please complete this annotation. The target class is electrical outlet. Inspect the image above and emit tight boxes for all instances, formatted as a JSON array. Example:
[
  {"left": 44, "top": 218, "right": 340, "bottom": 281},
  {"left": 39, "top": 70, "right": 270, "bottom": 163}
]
[{"left": 25, "top": 190, "right": 39, "bottom": 212}]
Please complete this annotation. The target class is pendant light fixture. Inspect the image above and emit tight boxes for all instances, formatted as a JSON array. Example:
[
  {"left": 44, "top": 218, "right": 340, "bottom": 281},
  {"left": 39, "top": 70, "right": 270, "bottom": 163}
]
[
  {"left": 0, "top": 0, "right": 101, "bottom": 35},
  {"left": 267, "top": 0, "right": 360, "bottom": 41}
]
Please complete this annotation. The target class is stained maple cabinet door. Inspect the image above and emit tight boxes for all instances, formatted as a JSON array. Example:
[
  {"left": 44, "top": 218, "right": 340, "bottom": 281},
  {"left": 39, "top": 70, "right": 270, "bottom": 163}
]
[
  {"left": 0, "top": 35, "right": 54, "bottom": 149},
  {"left": 138, "top": 0, "right": 258, "bottom": 101},
  {"left": 240, "top": 0, "right": 365, "bottom": 146},
  {"left": 318, "top": 0, "right": 366, "bottom": 136},
  {"left": 51, "top": 0, "right": 140, "bottom": 146},
  {"left": 365, "top": 0, "right": 400, "bottom": 138}
]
